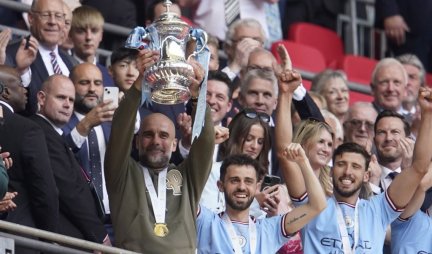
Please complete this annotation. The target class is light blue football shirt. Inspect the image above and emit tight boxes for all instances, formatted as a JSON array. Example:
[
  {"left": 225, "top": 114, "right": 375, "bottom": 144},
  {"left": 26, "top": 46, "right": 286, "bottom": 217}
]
[
  {"left": 293, "top": 192, "right": 402, "bottom": 254},
  {"left": 196, "top": 206, "right": 290, "bottom": 254},
  {"left": 391, "top": 210, "right": 432, "bottom": 254}
]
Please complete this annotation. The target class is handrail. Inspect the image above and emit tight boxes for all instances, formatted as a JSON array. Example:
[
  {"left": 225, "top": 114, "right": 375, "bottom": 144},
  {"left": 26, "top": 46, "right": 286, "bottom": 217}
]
[
  {"left": 0, "top": 0, "right": 131, "bottom": 36},
  {"left": 0, "top": 220, "right": 140, "bottom": 254}
]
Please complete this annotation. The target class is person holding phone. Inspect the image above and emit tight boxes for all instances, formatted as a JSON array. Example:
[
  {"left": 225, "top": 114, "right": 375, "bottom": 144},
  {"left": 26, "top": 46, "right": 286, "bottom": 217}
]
[
  {"left": 197, "top": 149, "right": 327, "bottom": 253},
  {"left": 62, "top": 62, "right": 117, "bottom": 242}
]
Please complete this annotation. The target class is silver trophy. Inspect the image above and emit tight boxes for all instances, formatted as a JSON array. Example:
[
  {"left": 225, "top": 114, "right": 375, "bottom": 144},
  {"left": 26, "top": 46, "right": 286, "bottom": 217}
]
[{"left": 125, "top": 0, "right": 208, "bottom": 104}]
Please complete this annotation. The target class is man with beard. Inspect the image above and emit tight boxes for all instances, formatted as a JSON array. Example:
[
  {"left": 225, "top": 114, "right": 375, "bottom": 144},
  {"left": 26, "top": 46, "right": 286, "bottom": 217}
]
[
  {"left": 371, "top": 110, "right": 414, "bottom": 193},
  {"left": 287, "top": 85, "right": 432, "bottom": 253},
  {"left": 104, "top": 49, "right": 214, "bottom": 253},
  {"left": 196, "top": 148, "right": 327, "bottom": 253},
  {"left": 62, "top": 62, "right": 116, "bottom": 241}
]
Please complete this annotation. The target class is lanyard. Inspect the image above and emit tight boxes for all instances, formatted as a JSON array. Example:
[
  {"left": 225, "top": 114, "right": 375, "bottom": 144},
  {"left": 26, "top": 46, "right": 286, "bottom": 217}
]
[
  {"left": 333, "top": 197, "right": 359, "bottom": 254},
  {"left": 222, "top": 213, "right": 257, "bottom": 254},
  {"left": 142, "top": 166, "right": 167, "bottom": 224}
]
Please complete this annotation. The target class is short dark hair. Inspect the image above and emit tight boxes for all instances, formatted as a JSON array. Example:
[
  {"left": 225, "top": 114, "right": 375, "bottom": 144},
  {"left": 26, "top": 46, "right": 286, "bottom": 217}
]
[
  {"left": 146, "top": 0, "right": 179, "bottom": 22},
  {"left": 220, "top": 154, "right": 262, "bottom": 181},
  {"left": 208, "top": 70, "right": 233, "bottom": 100},
  {"left": 374, "top": 110, "right": 411, "bottom": 136},
  {"left": 110, "top": 47, "right": 138, "bottom": 66},
  {"left": 332, "top": 142, "right": 371, "bottom": 170}
]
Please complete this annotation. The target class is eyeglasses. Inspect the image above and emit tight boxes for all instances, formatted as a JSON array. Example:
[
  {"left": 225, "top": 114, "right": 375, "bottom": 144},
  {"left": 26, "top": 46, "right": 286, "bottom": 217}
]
[
  {"left": 345, "top": 119, "right": 374, "bottom": 131},
  {"left": 31, "top": 11, "right": 66, "bottom": 22},
  {"left": 246, "top": 65, "right": 273, "bottom": 73},
  {"left": 242, "top": 108, "right": 270, "bottom": 123}
]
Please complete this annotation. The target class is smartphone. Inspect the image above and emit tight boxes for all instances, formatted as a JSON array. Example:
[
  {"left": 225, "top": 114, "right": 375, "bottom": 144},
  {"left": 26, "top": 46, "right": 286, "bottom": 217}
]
[
  {"left": 24, "top": 35, "right": 31, "bottom": 49},
  {"left": 103, "top": 87, "right": 119, "bottom": 108},
  {"left": 261, "top": 175, "right": 281, "bottom": 192}
]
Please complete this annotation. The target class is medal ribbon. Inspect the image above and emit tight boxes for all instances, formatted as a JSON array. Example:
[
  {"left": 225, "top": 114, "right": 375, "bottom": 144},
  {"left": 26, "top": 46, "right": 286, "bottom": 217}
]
[
  {"left": 222, "top": 213, "right": 257, "bottom": 254},
  {"left": 189, "top": 28, "right": 210, "bottom": 144},
  {"left": 333, "top": 197, "right": 359, "bottom": 254},
  {"left": 142, "top": 166, "right": 167, "bottom": 224}
]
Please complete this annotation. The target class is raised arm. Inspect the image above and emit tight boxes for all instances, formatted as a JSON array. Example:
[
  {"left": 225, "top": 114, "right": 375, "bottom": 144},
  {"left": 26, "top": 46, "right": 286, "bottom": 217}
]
[
  {"left": 399, "top": 163, "right": 432, "bottom": 219},
  {"left": 282, "top": 143, "right": 327, "bottom": 234},
  {"left": 104, "top": 49, "right": 158, "bottom": 189},
  {"left": 274, "top": 46, "right": 305, "bottom": 198},
  {"left": 388, "top": 87, "right": 432, "bottom": 209}
]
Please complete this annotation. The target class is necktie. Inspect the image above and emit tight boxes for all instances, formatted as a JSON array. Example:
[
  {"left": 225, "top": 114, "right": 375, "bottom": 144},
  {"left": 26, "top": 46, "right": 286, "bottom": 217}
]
[
  {"left": 50, "top": 51, "right": 62, "bottom": 75},
  {"left": 265, "top": 2, "right": 282, "bottom": 45},
  {"left": 224, "top": 0, "right": 240, "bottom": 27},
  {"left": 88, "top": 128, "right": 103, "bottom": 198},
  {"left": 388, "top": 171, "right": 399, "bottom": 180}
]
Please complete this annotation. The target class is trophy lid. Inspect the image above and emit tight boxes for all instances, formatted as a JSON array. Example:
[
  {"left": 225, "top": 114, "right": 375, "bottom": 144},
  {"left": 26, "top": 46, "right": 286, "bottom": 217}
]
[{"left": 154, "top": 0, "right": 188, "bottom": 26}]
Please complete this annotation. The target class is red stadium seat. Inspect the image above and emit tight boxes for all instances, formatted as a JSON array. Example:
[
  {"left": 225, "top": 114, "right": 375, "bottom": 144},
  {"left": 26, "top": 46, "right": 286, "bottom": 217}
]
[
  {"left": 426, "top": 73, "right": 432, "bottom": 87},
  {"left": 288, "top": 22, "right": 344, "bottom": 69},
  {"left": 271, "top": 40, "right": 326, "bottom": 73},
  {"left": 341, "top": 55, "right": 378, "bottom": 86}
]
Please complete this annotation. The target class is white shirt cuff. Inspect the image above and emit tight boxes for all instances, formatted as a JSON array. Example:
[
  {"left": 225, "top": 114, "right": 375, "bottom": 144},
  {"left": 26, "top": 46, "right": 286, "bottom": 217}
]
[
  {"left": 70, "top": 127, "right": 87, "bottom": 148},
  {"left": 21, "top": 69, "right": 32, "bottom": 88},
  {"left": 292, "top": 83, "right": 307, "bottom": 101},
  {"left": 178, "top": 139, "right": 190, "bottom": 159},
  {"left": 369, "top": 182, "right": 381, "bottom": 195},
  {"left": 221, "top": 66, "right": 238, "bottom": 81}
]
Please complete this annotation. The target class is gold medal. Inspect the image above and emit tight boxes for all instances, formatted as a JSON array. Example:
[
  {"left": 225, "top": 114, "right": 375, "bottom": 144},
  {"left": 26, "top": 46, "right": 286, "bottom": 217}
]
[{"left": 154, "top": 223, "right": 169, "bottom": 237}]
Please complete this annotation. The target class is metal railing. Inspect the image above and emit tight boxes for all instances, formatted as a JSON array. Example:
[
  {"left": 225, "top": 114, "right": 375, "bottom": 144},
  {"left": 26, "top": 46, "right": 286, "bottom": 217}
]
[{"left": 0, "top": 220, "right": 140, "bottom": 254}]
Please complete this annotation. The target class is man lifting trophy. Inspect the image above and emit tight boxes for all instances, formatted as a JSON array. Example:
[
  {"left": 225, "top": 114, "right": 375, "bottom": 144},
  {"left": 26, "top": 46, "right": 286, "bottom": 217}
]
[{"left": 125, "top": 0, "right": 208, "bottom": 104}]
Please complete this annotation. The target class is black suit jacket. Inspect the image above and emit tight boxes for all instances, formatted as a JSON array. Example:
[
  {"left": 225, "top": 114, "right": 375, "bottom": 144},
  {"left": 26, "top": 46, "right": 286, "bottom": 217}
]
[
  {"left": 6, "top": 42, "right": 76, "bottom": 116},
  {"left": 0, "top": 105, "right": 59, "bottom": 233},
  {"left": 31, "top": 115, "right": 106, "bottom": 243}
]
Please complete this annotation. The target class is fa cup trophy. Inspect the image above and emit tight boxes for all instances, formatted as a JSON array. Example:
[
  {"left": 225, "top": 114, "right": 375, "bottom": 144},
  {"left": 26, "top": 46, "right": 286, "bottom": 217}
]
[{"left": 125, "top": 0, "right": 208, "bottom": 104}]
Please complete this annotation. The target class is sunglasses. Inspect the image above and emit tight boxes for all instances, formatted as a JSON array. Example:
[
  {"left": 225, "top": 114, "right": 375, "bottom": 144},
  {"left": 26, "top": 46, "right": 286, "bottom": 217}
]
[{"left": 242, "top": 108, "right": 270, "bottom": 123}]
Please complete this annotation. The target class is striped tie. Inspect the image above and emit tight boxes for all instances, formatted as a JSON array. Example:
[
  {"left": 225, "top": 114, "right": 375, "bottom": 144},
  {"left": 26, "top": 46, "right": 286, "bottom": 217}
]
[
  {"left": 50, "top": 51, "right": 62, "bottom": 75},
  {"left": 224, "top": 0, "right": 240, "bottom": 26}
]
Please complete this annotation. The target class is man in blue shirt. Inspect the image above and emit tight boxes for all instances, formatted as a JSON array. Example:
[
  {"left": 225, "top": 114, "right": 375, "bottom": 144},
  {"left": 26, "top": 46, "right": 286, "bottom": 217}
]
[
  {"left": 276, "top": 84, "right": 432, "bottom": 253},
  {"left": 391, "top": 164, "right": 432, "bottom": 254},
  {"left": 197, "top": 142, "right": 327, "bottom": 253}
]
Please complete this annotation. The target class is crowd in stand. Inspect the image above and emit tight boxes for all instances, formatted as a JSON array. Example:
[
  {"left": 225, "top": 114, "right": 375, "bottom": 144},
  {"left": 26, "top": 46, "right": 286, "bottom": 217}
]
[{"left": 0, "top": 0, "right": 431, "bottom": 253}]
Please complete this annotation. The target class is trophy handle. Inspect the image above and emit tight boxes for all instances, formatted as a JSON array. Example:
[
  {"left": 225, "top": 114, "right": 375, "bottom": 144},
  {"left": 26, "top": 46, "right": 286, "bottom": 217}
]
[
  {"left": 125, "top": 26, "right": 149, "bottom": 50},
  {"left": 187, "top": 28, "right": 208, "bottom": 60}
]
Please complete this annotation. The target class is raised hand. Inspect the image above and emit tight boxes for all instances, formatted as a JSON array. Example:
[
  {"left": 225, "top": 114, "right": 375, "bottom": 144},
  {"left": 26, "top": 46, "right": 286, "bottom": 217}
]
[
  {"left": 276, "top": 44, "right": 292, "bottom": 70},
  {"left": 187, "top": 58, "right": 205, "bottom": 97},
  {"left": 230, "top": 38, "right": 262, "bottom": 73},
  {"left": 0, "top": 29, "right": 11, "bottom": 64},
  {"left": 15, "top": 35, "right": 39, "bottom": 75},
  {"left": 418, "top": 87, "right": 432, "bottom": 113},
  {"left": 284, "top": 143, "right": 307, "bottom": 163},
  {"left": 214, "top": 125, "right": 229, "bottom": 144},
  {"left": 77, "top": 101, "right": 116, "bottom": 136},
  {"left": 273, "top": 45, "right": 301, "bottom": 94},
  {"left": 178, "top": 113, "right": 192, "bottom": 149},
  {"left": 255, "top": 184, "right": 281, "bottom": 217},
  {"left": 136, "top": 49, "right": 160, "bottom": 75},
  {"left": 400, "top": 137, "right": 415, "bottom": 170}
]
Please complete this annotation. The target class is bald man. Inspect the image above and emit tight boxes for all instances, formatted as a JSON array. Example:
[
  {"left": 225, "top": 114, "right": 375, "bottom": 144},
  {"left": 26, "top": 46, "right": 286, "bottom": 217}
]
[
  {"left": 62, "top": 62, "right": 116, "bottom": 240},
  {"left": 31, "top": 74, "right": 108, "bottom": 244},
  {"left": 105, "top": 50, "right": 215, "bottom": 252}
]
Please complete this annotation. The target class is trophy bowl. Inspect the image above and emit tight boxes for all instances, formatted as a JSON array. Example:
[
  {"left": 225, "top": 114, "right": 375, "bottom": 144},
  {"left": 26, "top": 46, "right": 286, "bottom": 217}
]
[{"left": 125, "top": 0, "right": 207, "bottom": 104}]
